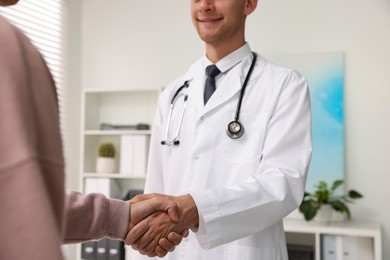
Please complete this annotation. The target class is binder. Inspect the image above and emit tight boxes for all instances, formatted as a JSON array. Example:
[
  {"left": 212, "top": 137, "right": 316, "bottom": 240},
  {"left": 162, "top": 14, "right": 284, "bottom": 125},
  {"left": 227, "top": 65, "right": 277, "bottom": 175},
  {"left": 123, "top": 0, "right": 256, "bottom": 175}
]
[
  {"left": 119, "top": 135, "right": 149, "bottom": 176},
  {"left": 97, "top": 178, "right": 121, "bottom": 198},
  {"left": 322, "top": 235, "right": 337, "bottom": 260},
  {"left": 321, "top": 235, "right": 374, "bottom": 260},
  {"left": 119, "top": 135, "right": 134, "bottom": 176},
  {"left": 132, "top": 135, "right": 149, "bottom": 176},
  {"left": 84, "top": 178, "right": 122, "bottom": 199},
  {"left": 96, "top": 239, "right": 108, "bottom": 260},
  {"left": 82, "top": 238, "right": 125, "bottom": 260},
  {"left": 108, "top": 239, "right": 125, "bottom": 260},
  {"left": 81, "top": 241, "right": 96, "bottom": 260}
]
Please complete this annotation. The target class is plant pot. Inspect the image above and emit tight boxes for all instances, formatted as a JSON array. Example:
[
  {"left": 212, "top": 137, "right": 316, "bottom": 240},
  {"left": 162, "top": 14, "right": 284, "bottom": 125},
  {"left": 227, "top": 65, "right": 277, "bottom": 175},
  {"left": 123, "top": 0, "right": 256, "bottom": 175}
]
[
  {"left": 96, "top": 157, "right": 116, "bottom": 173},
  {"left": 313, "top": 204, "right": 333, "bottom": 223}
]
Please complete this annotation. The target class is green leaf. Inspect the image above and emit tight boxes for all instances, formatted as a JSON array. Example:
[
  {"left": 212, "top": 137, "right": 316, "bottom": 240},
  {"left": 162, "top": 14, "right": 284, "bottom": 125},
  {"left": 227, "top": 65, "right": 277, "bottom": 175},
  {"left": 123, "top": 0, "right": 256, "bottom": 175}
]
[
  {"left": 330, "top": 201, "right": 351, "bottom": 219},
  {"left": 331, "top": 179, "right": 344, "bottom": 191},
  {"left": 303, "top": 180, "right": 363, "bottom": 221},
  {"left": 317, "top": 181, "right": 327, "bottom": 192},
  {"left": 315, "top": 189, "right": 329, "bottom": 203},
  {"left": 299, "top": 201, "right": 319, "bottom": 221},
  {"left": 349, "top": 190, "right": 363, "bottom": 199}
]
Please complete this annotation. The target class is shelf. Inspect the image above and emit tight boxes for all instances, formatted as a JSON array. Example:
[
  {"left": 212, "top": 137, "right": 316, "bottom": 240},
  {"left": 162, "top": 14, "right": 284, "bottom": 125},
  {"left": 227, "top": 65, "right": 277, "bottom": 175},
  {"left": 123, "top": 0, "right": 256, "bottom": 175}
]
[
  {"left": 82, "top": 173, "right": 146, "bottom": 179},
  {"left": 82, "top": 89, "right": 160, "bottom": 131},
  {"left": 284, "top": 218, "right": 382, "bottom": 260},
  {"left": 79, "top": 87, "right": 158, "bottom": 260},
  {"left": 83, "top": 87, "right": 161, "bottom": 93},
  {"left": 84, "top": 130, "right": 152, "bottom": 135},
  {"left": 284, "top": 219, "right": 381, "bottom": 237}
]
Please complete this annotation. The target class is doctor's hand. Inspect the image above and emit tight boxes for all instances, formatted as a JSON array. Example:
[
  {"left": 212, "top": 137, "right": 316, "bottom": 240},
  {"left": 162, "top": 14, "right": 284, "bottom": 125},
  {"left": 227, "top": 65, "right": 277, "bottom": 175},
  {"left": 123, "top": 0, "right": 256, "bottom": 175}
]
[
  {"left": 156, "top": 229, "right": 189, "bottom": 257},
  {"left": 126, "top": 193, "right": 199, "bottom": 257},
  {"left": 128, "top": 196, "right": 179, "bottom": 231}
]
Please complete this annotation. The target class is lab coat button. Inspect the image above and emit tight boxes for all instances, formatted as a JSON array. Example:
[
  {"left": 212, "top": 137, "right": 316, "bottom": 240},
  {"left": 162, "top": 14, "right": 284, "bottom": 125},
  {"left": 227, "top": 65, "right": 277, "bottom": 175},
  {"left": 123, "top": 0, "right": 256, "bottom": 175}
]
[
  {"left": 199, "top": 116, "right": 204, "bottom": 121},
  {"left": 192, "top": 155, "right": 199, "bottom": 160}
]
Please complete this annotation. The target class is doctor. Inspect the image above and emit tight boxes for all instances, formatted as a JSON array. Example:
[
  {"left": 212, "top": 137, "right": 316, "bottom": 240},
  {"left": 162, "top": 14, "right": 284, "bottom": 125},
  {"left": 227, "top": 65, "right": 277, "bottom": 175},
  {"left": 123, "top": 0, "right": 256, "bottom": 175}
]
[{"left": 130, "top": 0, "right": 312, "bottom": 259}]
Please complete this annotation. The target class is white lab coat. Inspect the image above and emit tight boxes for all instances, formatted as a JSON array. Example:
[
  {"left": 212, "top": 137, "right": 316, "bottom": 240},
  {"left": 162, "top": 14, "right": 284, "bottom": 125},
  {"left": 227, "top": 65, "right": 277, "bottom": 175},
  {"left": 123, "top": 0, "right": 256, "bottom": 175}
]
[{"left": 134, "top": 50, "right": 312, "bottom": 260}]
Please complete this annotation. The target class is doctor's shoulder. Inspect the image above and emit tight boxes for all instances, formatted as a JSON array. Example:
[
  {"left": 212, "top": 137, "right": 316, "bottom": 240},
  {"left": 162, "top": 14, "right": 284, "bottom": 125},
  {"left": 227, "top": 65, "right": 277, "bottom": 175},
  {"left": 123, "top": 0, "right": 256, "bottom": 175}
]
[
  {"left": 160, "top": 58, "right": 201, "bottom": 101},
  {"left": 260, "top": 58, "right": 309, "bottom": 92},
  {"left": 160, "top": 77, "right": 186, "bottom": 102}
]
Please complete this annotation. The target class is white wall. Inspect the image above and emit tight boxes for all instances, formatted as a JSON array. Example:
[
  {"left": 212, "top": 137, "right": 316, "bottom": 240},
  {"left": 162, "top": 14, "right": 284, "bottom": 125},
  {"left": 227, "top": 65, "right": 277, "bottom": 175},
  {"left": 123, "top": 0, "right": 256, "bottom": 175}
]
[
  {"left": 75, "top": 0, "right": 390, "bottom": 258},
  {"left": 63, "top": 0, "right": 82, "bottom": 259},
  {"left": 65, "top": 0, "right": 81, "bottom": 190}
]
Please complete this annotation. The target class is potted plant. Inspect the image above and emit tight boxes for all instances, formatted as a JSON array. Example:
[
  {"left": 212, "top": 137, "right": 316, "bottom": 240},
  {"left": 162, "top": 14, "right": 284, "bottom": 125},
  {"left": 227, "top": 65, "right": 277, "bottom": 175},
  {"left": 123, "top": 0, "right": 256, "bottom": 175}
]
[
  {"left": 96, "top": 142, "right": 116, "bottom": 173},
  {"left": 299, "top": 179, "right": 363, "bottom": 222}
]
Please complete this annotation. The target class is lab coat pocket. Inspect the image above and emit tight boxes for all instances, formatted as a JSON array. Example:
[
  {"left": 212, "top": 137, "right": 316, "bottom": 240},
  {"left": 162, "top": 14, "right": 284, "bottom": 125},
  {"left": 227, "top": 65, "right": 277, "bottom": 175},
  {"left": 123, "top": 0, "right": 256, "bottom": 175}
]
[{"left": 219, "top": 112, "right": 268, "bottom": 163}]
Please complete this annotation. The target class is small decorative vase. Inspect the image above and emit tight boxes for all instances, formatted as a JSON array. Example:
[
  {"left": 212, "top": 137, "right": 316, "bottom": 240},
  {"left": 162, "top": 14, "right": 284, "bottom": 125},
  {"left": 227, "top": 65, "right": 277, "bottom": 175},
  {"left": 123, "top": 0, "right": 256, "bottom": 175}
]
[
  {"left": 313, "top": 204, "right": 333, "bottom": 223},
  {"left": 96, "top": 157, "right": 115, "bottom": 173}
]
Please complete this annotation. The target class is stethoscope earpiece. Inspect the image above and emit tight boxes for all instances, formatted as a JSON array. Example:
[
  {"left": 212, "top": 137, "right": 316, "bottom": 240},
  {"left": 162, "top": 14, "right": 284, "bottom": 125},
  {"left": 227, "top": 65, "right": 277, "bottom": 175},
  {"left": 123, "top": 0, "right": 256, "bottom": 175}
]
[{"left": 226, "top": 121, "right": 245, "bottom": 139}]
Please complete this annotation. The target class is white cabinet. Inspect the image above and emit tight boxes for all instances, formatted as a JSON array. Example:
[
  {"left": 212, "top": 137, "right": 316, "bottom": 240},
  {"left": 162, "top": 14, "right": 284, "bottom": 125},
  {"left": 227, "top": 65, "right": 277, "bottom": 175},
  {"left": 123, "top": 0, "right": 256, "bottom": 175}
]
[
  {"left": 78, "top": 87, "right": 161, "bottom": 260},
  {"left": 321, "top": 235, "right": 374, "bottom": 260},
  {"left": 80, "top": 87, "right": 160, "bottom": 191},
  {"left": 284, "top": 219, "right": 381, "bottom": 260}
]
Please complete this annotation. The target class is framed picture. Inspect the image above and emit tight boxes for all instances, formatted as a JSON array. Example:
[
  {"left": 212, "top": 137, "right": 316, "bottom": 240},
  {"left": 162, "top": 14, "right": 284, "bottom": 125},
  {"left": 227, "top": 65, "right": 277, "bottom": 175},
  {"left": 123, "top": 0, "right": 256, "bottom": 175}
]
[{"left": 268, "top": 52, "right": 345, "bottom": 192}]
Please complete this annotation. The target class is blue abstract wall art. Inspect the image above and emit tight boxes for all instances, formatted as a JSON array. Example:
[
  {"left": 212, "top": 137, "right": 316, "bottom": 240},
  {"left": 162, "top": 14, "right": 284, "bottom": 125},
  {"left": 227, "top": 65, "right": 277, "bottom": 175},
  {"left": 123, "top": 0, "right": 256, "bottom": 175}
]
[{"left": 267, "top": 52, "right": 344, "bottom": 192}]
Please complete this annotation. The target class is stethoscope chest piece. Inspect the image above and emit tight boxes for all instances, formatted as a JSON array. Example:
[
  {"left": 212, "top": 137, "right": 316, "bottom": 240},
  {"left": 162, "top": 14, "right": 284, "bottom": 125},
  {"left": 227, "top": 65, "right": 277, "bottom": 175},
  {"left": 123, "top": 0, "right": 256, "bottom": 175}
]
[
  {"left": 226, "top": 120, "right": 244, "bottom": 139},
  {"left": 161, "top": 52, "right": 257, "bottom": 145}
]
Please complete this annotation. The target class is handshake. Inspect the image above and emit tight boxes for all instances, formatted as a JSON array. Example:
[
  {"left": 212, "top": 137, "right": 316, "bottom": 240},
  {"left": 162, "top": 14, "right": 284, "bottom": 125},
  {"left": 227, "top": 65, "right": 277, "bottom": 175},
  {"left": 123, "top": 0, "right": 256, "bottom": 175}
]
[{"left": 125, "top": 193, "right": 199, "bottom": 257}]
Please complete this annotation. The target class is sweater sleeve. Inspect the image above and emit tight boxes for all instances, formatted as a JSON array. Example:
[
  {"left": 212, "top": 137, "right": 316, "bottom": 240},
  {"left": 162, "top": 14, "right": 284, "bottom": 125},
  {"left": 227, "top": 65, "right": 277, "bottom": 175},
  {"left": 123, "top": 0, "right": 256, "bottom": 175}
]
[{"left": 63, "top": 191, "right": 130, "bottom": 243}]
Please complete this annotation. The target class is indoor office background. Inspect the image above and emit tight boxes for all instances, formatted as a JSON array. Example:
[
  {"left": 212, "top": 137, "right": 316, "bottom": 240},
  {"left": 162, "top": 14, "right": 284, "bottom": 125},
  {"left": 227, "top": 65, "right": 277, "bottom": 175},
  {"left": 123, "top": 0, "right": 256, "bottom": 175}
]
[
  {"left": 2, "top": 0, "right": 389, "bottom": 259},
  {"left": 67, "top": 0, "right": 390, "bottom": 258}
]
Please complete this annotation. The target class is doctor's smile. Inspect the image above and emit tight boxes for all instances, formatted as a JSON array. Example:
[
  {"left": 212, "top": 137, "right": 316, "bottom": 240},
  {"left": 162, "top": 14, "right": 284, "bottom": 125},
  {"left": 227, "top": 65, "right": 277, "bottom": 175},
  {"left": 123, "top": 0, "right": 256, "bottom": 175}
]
[{"left": 197, "top": 17, "right": 223, "bottom": 26}]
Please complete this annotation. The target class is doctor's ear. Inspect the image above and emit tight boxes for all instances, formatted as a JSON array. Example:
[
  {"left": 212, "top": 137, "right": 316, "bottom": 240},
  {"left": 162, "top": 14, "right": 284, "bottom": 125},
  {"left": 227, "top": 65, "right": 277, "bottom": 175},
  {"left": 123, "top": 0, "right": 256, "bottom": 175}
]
[{"left": 244, "top": 0, "right": 258, "bottom": 15}]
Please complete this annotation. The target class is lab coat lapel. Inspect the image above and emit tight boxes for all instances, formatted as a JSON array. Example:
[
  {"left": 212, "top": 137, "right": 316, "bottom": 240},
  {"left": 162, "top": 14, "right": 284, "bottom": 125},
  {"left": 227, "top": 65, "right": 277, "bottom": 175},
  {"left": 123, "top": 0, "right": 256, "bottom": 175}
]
[
  {"left": 183, "top": 60, "right": 206, "bottom": 113},
  {"left": 187, "top": 72, "right": 206, "bottom": 113},
  {"left": 201, "top": 74, "right": 243, "bottom": 116},
  {"left": 185, "top": 56, "right": 253, "bottom": 117}
]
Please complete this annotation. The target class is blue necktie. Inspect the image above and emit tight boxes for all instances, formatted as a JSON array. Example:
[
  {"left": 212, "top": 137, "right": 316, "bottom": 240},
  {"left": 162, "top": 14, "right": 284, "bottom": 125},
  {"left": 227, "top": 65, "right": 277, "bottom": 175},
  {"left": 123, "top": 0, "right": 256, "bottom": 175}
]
[{"left": 204, "top": 65, "right": 221, "bottom": 104}]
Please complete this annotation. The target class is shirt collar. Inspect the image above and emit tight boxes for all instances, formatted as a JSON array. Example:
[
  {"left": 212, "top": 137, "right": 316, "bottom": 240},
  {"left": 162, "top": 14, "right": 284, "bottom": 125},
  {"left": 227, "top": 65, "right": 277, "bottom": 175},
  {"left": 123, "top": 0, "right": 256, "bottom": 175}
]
[{"left": 203, "top": 43, "right": 252, "bottom": 74}]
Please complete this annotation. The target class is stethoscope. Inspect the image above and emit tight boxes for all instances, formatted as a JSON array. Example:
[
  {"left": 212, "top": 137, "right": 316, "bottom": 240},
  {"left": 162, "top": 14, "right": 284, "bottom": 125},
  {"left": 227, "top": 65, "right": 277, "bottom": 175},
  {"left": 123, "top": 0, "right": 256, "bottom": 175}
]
[{"left": 161, "top": 52, "right": 257, "bottom": 146}]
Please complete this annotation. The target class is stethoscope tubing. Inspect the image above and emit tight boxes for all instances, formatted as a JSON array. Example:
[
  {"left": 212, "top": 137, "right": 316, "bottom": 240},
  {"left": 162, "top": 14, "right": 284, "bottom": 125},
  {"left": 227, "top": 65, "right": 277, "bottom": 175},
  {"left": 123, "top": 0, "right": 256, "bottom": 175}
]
[
  {"left": 234, "top": 52, "right": 257, "bottom": 121},
  {"left": 161, "top": 52, "right": 257, "bottom": 145}
]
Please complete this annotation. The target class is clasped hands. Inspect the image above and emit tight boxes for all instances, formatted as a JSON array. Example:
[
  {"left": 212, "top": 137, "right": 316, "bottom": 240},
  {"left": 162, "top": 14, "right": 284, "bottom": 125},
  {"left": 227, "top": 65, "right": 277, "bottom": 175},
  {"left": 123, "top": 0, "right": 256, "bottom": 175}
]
[{"left": 125, "top": 193, "right": 199, "bottom": 257}]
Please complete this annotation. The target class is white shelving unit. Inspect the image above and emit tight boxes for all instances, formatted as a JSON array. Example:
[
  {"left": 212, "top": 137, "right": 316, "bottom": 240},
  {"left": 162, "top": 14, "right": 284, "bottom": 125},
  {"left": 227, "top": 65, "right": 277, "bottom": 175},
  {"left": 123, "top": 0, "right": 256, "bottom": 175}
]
[
  {"left": 284, "top": 218, "right": 382, "bottom": 260},
  {"left": 78, "top": 87, "right": 161, "bottom": 260}
]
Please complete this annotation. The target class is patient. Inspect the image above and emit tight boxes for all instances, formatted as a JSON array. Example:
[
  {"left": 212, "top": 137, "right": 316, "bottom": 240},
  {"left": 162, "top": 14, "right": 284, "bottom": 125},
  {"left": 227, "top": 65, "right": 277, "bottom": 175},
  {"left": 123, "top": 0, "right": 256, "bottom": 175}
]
[{"left": 0, "top": 1, "right": 186, "bottom": 259}]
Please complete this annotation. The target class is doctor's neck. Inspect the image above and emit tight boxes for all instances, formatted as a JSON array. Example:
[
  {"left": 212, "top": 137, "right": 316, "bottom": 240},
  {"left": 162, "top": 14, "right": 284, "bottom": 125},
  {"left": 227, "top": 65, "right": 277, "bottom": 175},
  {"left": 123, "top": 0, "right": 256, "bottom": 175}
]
[{"left": 205, "top": 40, "right": 246, "bottom": 64}]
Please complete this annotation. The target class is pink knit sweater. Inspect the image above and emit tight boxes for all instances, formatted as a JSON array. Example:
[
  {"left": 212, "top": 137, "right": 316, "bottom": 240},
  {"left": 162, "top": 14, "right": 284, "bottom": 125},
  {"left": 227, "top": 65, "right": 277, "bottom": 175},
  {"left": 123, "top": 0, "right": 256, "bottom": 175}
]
[{"left": 0, "top": 15, "right": 129, "bottom": 260}]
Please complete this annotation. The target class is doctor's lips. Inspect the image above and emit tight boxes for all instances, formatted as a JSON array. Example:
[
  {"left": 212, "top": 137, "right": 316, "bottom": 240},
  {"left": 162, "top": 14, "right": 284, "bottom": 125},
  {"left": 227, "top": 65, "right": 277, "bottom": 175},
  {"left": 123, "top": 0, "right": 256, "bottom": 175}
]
[{"left": 197, "top": 17, "right": 223, "bottom": 26}]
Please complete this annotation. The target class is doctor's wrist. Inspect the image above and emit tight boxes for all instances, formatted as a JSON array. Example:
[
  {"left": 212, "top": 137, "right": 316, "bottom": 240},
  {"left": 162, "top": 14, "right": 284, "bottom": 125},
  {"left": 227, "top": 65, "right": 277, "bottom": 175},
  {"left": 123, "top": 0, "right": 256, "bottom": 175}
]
[{"left": 176, "top": 194, "right": 199, "bottom": 231}]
